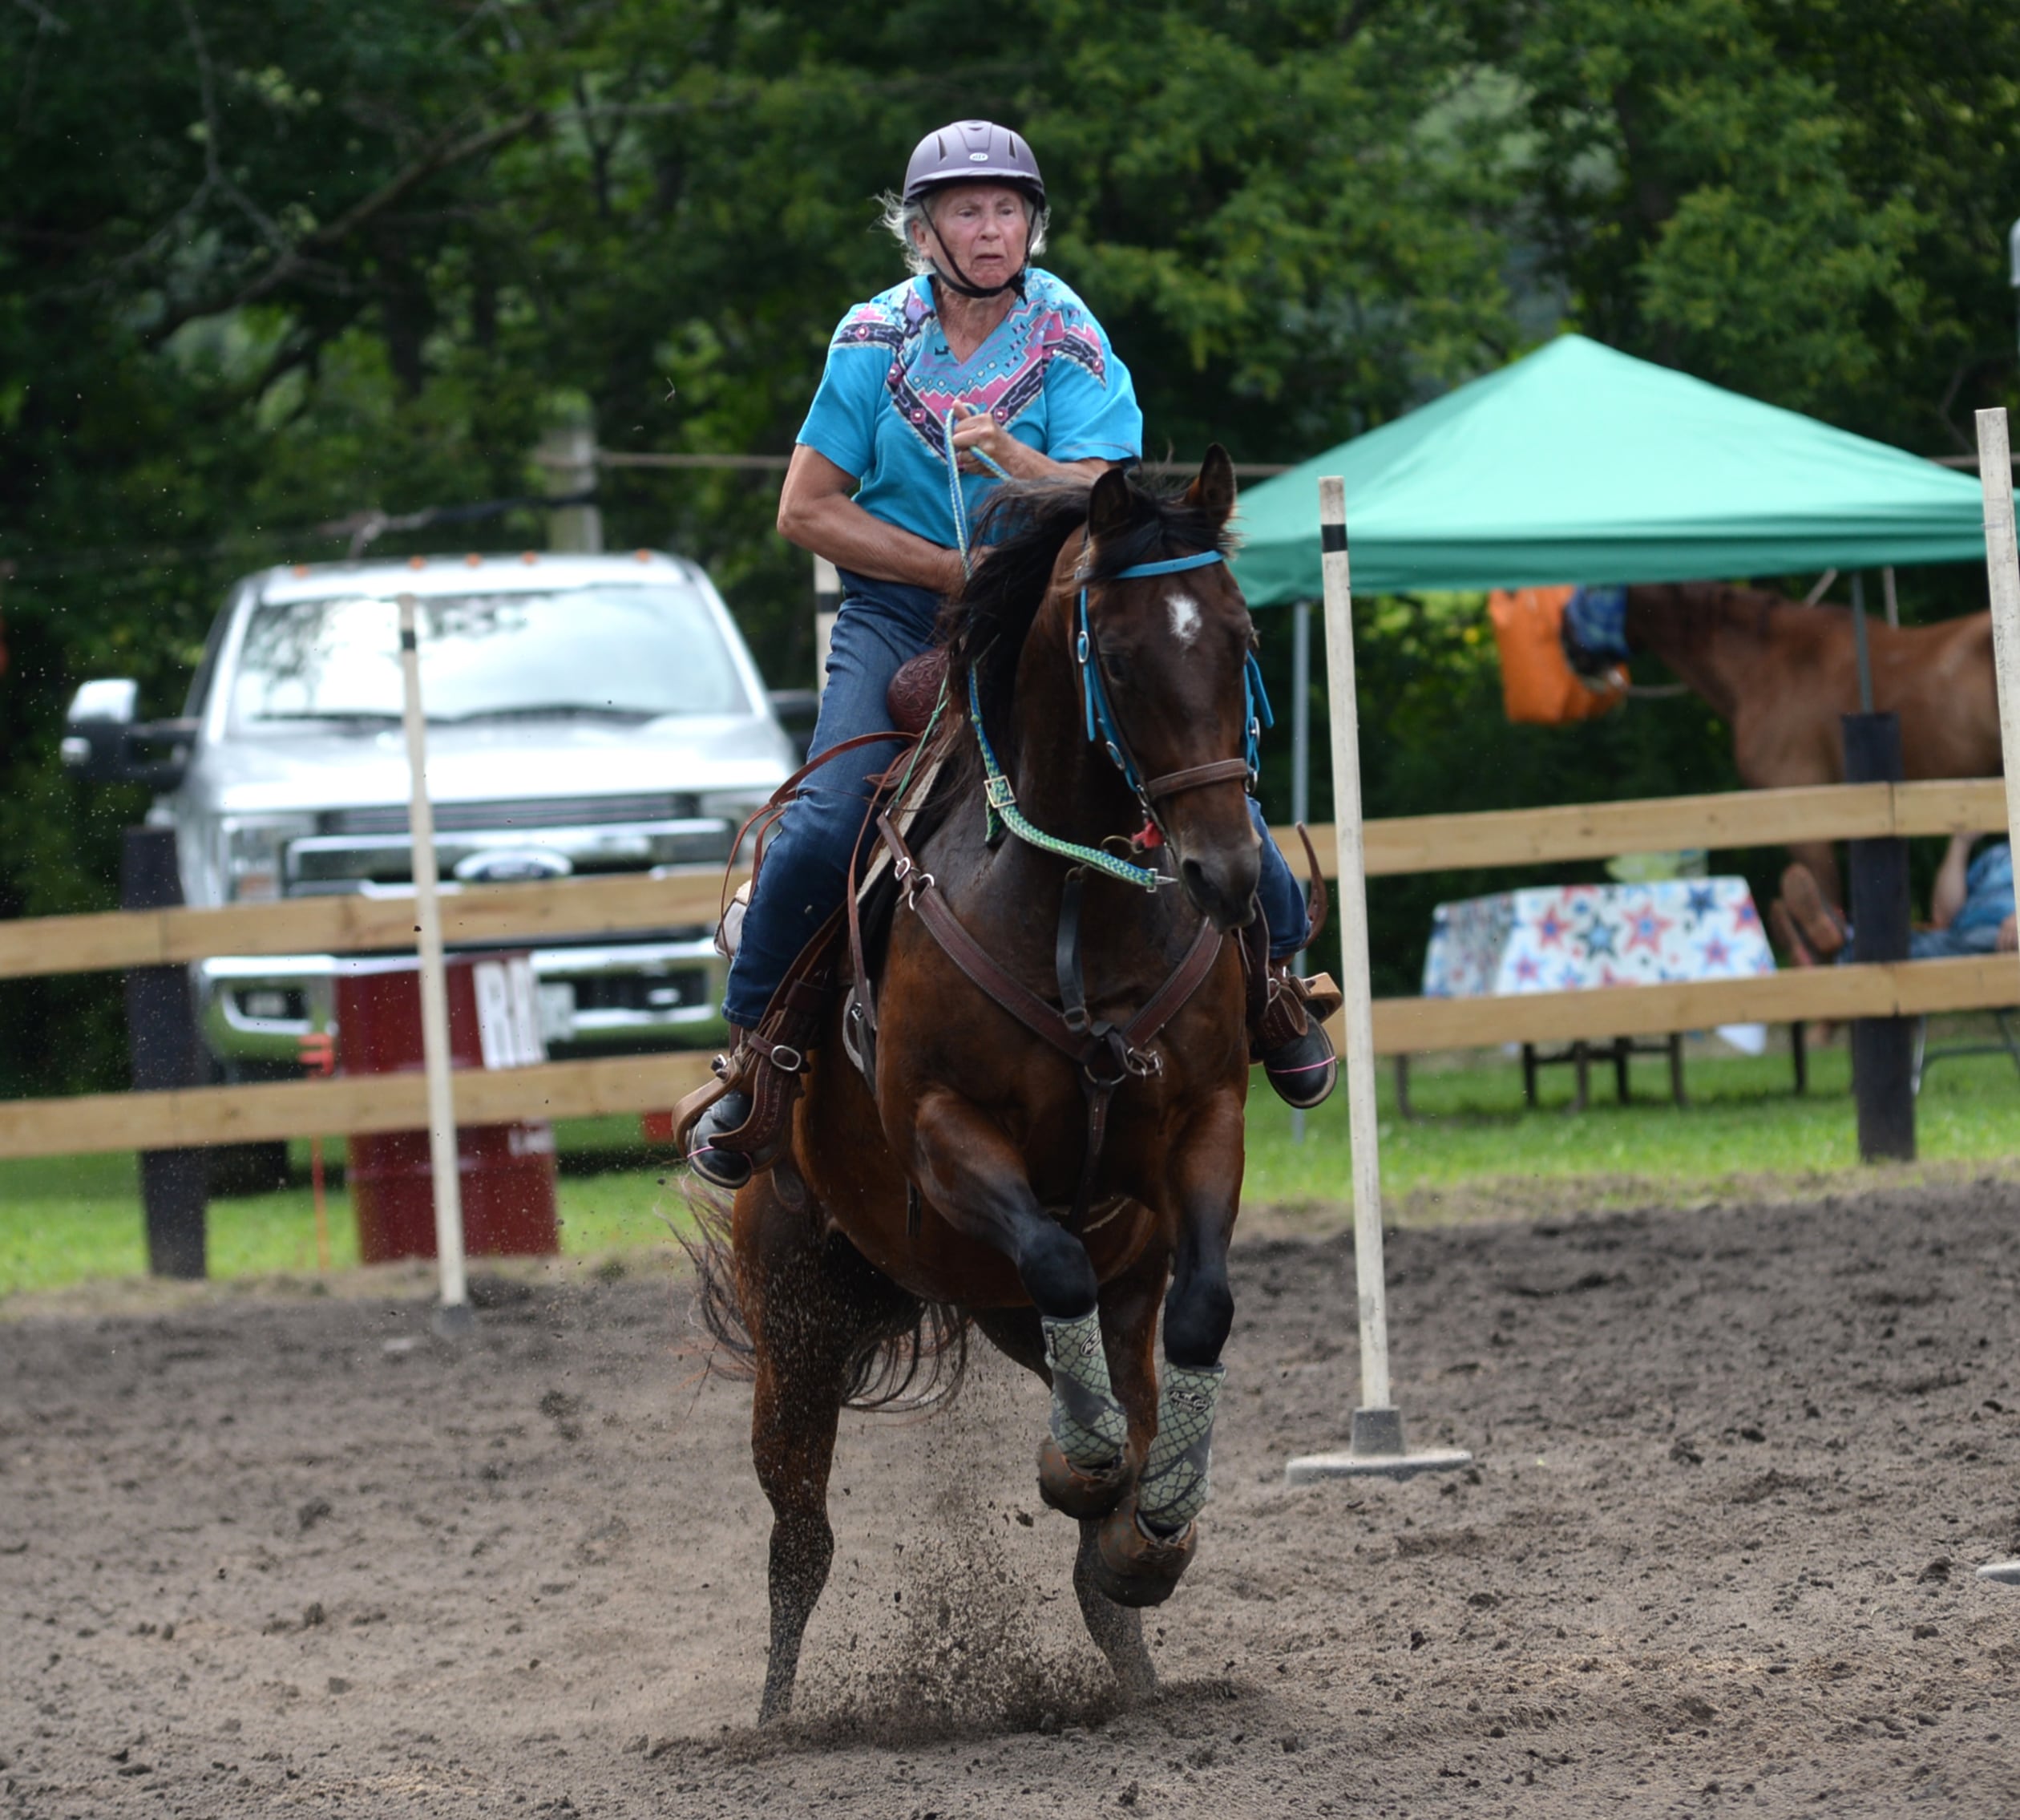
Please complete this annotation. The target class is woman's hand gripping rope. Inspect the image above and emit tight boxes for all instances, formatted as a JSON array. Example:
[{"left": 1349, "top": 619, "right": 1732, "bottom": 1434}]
[{"left": 942, "top": 406, "right": 1015, "bottom": 580}]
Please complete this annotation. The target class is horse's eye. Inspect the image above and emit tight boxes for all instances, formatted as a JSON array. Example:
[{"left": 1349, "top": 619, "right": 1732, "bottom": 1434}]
[{"left": 1103, "top": 650, "right": 1130, "bottom": 685}]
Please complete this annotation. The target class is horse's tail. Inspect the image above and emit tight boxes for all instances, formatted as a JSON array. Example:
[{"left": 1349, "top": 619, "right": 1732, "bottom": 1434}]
[
  {"left": 677, "top": 1177, "right": 759, "bottom": 1379},
  {"left": 677, "top": 1174, "right": 972, "bottom": 1415},
  {"left": 844, "top": 1295, "right": 971, "bottom": 1416}
]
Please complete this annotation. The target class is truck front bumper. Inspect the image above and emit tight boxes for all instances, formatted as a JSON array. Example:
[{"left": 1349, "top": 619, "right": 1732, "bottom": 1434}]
[{"left": 197, "top": 932, "right": 729, "bottom": 1066}]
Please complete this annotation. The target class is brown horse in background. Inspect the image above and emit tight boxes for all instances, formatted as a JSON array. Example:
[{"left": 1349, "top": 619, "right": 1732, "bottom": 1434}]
[
  {"left": 693, "top": 454, "right": 1271, "bottom": 1725},
  {"left": 1590, "top": 584, "right": 1998, "bottom": 903}
]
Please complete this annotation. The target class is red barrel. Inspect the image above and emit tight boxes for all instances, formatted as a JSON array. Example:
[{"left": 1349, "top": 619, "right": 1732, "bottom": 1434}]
[{"left": 335, "top": 955, "right": 560, "bottom": 1264}]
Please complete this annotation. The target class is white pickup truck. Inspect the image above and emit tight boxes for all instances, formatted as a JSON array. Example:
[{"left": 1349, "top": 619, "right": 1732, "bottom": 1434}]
[{"left": 63, "top": 548, "right": 800, "bottom": 1087}]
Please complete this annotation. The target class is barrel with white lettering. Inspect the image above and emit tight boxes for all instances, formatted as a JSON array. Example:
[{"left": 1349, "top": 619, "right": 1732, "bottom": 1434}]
[{"left": 335, "top": 954, "right": 560, "bottom": 1262}]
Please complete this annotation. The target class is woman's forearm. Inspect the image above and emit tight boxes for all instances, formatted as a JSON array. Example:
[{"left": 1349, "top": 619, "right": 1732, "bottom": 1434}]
[
  {"left": 984, "top": 441, "right": 1117, "bottom": 486},
  {"left": 1930, "top": 831, "right": 1974, "bottom": 930},
  {"left": 778, "top": 479, "right": 964, "bottom": 594}
]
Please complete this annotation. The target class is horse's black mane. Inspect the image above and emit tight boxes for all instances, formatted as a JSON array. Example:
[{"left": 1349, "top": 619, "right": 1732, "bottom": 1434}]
[{"left": 935, "top": 472, "right": 1235, "bottom": 762}]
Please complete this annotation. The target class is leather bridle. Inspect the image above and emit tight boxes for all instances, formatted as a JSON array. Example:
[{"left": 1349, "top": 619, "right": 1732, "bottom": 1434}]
[{"left": 1072, "top": 540, "right": 1272, "bottom": 841}]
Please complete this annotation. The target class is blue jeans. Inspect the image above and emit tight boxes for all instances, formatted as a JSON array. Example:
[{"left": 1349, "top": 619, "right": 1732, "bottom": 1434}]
[{"left": 722, "top": 568, "right": 1311, "bottom": 1028}]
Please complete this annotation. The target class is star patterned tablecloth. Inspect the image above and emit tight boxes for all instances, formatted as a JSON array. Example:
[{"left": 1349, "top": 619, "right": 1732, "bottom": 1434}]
[{"left": 1421, "top": 879, "right": 1775, "bottom": 1043}]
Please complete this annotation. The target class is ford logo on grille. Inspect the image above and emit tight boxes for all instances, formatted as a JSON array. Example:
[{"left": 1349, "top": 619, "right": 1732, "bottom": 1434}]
[{"left": 453, "top": 848, "right": 574, "bottom": 884}]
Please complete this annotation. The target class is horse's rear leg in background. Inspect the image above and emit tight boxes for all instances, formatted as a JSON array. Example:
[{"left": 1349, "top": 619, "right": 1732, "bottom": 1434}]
[
  {"left": 1092, "top": 1100, "right": 1242, "bottom": 1608},
  {"left": 1788, "top": 839, "right": 1843, "bottom": 909},
  {"left": 911, "top": 1094, "right": 1130, "bottom": 1516},
  {"left": 737, "top": 1177, "right": 907, "bottom": 1725}
]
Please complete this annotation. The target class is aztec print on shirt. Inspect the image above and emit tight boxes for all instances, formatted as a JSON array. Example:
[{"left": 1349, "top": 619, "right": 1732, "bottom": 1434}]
[{"left": 833, "top": 272, "right": 1113, "bottom": 459}]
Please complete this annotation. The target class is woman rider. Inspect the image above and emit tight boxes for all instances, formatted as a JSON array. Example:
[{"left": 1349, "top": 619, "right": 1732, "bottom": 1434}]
[{"left": 684, "top": 119, "right": 1337, "bottom": 1190}]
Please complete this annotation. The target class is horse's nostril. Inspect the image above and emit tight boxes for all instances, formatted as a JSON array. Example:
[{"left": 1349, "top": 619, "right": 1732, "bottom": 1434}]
[{"left": 1179, "top": 854, "right": 1255, "bottom": 931}]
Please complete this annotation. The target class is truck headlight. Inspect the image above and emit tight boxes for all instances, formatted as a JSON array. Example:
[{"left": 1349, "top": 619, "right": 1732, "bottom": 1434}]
[{"left": 222, "top": 816, "right": 315, "bottom": 902}]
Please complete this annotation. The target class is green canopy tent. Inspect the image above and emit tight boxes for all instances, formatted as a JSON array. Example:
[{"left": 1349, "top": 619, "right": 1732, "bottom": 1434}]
[
  {"left": 1244, "top": 344, "right": 2020, "bottom": 1481},
  {"left": 1231, "top": 334, "right": 2011, "bottom": 606}
]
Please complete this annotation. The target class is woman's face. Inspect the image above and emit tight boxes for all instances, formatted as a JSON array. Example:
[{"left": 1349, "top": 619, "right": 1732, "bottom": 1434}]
[{"left": 915, "top": 184, "right": 1030, "bottom": 289}]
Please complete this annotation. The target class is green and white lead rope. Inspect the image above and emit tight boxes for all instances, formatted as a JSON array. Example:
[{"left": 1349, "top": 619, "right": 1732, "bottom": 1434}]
[{"left": 968, "top": 669, "right": 1163, "bottom": 890}]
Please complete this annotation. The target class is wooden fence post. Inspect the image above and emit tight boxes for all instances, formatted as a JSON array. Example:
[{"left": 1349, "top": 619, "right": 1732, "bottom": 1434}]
[
  {"left": 121, "top": 827, "right": 207, "bottom": 1278},
  {"left": 1841, "top": 714, "right": 1914, "bottom": 1162}
]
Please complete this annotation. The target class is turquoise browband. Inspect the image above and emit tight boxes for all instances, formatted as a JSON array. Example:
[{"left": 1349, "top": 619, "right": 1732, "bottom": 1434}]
[{"left": 1077, "top": 551, "right": 1273, "bottom": 798}]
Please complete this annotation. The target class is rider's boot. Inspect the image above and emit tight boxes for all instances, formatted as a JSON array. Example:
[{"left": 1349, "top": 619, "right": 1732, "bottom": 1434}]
[
  {"left": 1253, "top": 961, "right": 1343, "bottom": 1110},
  {"left": 673, "top": 911, "right": 844, "bottom": 1191},
  {"left": 1249, "top": 824, "right": 1343, "bottom": 1110},
  {"left": 684, "top": 1037, "right": 758, "bottom": 1191},
  {"left": 677, "top": 1023, "right": 805, "bottom": 1193}
]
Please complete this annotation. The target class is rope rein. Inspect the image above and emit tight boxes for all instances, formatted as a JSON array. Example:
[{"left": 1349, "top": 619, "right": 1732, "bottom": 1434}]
[{"left": 942, "top": 408, "right": 1014, "bottom": 579}]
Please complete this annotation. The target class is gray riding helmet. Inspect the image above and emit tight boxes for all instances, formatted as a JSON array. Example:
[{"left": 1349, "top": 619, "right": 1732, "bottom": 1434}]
[{"left": 903, "top": 120, "right": 1045, "bottom": 204}]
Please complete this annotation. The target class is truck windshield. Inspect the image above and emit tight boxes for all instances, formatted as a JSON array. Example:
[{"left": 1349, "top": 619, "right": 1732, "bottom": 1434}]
[{"left": 230, "top": 585, "right": 751, "bottom": 729}]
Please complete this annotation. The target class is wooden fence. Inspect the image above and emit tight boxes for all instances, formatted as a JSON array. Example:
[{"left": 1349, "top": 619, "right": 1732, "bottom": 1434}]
[{"left": 0, "top": 775, "right": 2014, "bottom": 1161}]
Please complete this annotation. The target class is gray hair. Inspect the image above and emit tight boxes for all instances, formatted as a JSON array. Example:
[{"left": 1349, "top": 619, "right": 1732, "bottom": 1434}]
[{"left": 875, "top": 188, "right": 1049, "bottom": 277}]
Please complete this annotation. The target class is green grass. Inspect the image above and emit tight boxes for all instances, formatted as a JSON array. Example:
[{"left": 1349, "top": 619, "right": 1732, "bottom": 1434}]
[
  {"left": 6, "top": 1035, "right": 2020, "bottom": 1298},
  {"left": 0, "top": 1121, "right": 690, "bottom": 1300},
  {"left": 1243, "top": 1037, "right": 2020, "bottom": 1210}
]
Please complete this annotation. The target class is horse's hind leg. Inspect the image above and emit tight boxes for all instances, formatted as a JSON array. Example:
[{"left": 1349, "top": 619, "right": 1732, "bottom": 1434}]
[{"left": 737, "top": 1175, "right": 909, "bottom": 1724}]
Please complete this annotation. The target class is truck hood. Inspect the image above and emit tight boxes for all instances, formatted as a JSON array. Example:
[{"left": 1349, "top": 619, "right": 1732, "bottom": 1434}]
[{"left": 185, "top": 714, "right": 794, "bottom": 816}]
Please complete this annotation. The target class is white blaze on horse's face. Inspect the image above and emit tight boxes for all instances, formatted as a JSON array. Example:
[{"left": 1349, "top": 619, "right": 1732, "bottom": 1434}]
[{"left": 1166, "top": 593, "right": 1202, "bottom": 649}]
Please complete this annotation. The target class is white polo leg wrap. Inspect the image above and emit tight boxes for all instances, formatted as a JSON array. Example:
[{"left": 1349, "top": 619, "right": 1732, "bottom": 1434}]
[
  {"left": 1041, "top": 1310, "right": 1127, "bottom": 1468},
  {"left": 1137, "top": 1362, "right": 1226, "bottom": 1534}
]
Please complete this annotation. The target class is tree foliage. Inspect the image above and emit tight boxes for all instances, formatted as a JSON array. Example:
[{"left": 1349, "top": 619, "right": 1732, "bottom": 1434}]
[{"left": 2, "top": 0, "right": 2018, "bottom": 1074}]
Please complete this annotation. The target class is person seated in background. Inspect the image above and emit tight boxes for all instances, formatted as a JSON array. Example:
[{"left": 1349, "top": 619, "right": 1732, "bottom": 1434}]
[{"left": 1771, "top": 832, "right": 2016, "bottom": 966}]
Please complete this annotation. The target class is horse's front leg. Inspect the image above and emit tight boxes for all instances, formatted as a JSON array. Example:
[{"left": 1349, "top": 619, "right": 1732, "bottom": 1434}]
[
  {"left": 908, "top": 1089, "right": 1130, "bottom": 1512},
  {"left": 1092, "top": 1090, "right": 1242, "bottom": 1607}
]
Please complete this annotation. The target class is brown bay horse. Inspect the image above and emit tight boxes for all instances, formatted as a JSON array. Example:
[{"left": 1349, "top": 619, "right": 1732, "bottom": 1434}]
[
  {"left": 693, "top": 453, "right": 1275, "bottom": 1724},
  {"left": 1577, "top": 582, "right": 1999, "bottom": 902}
]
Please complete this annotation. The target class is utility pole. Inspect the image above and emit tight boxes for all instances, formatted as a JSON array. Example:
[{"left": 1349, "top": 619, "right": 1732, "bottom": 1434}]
[
  {"left": 2011, "top": 215, "right": 2020, "bottom": 359},
  {"left": 537, "top": 419, "right": 603, "bottom": 554}
]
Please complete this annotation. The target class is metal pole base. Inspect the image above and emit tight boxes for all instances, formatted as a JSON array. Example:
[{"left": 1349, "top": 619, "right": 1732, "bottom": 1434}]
[
  {"left": 1976, "top": 1561, "right": 2020, "bottom": 1584},
  {"left": 1284, "top": 1405, "right": 1475, "bottom": 1485},
  {"left": 430, "top": 1300, "right": 476, "bottom": 1340}
]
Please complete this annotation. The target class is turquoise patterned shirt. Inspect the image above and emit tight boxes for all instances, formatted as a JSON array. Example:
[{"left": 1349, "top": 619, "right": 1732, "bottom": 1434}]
[{"left": 796, "top": 270, "right": 1142, "bottom": 548}]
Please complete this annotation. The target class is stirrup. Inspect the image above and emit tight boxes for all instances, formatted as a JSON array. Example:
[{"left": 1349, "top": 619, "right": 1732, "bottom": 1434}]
[{"left": 672, "top": 1030, "right": 803, "bottom": 1183}]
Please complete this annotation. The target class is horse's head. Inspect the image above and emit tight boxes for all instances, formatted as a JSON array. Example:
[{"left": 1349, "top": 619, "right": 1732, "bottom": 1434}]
[{"left": 1079, "top": 447, "right": 1262, "bottom": 932}]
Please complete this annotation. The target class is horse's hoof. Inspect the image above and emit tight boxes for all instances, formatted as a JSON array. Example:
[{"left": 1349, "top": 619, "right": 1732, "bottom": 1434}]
[
  {"left": 1092, "top": 1497, "right": 1198, "bottom": 1608},
  {"left": 1037, "top": 1437, "right": 1131, "bottom": 1519}
]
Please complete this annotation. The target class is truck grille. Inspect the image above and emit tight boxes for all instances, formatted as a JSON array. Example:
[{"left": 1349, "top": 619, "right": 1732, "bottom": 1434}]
[{"left": 319, "top": 793, "right": 696, "bottom": 835}]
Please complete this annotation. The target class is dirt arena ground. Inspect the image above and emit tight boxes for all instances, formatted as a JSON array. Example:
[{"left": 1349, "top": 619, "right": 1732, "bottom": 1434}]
[{"left": 5, "top": 1179, "right": 2020, "bottom": 1818}]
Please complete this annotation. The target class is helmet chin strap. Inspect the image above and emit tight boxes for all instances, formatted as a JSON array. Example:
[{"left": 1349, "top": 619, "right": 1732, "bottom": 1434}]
[{"left": 921, "top": 210, "right": 1028, "bottom": 301}]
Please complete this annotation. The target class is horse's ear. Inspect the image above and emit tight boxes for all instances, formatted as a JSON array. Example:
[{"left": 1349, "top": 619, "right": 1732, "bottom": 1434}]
[
  {"left": 1185, "top": 444, "right": 1237, "bottom": 528},
  {"left": 1088, "top": 466, "right": 1135, "bottom": 542}
]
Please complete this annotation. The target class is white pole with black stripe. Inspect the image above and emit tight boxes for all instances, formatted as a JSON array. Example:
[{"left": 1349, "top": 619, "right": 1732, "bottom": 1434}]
[
  {"left": 1284, "top": 479, "right": 1470, "bottom": 1484},
  {"left": 399, "top": 593, "right": 472, "bottom": 1336}
]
